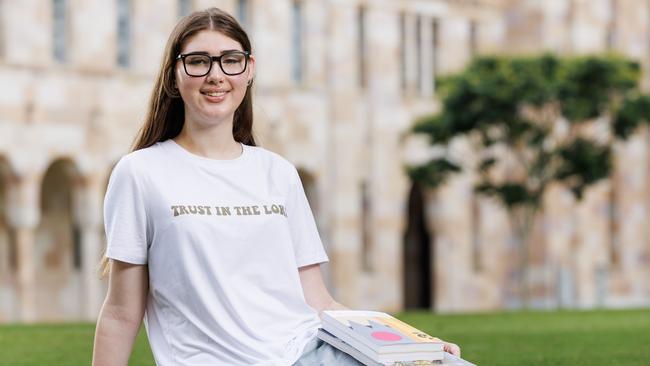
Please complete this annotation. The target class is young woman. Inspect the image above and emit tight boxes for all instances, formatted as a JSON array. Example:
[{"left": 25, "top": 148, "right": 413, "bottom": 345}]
[{"left": 92, "top": 7, "right": 459, "bottom": 366}]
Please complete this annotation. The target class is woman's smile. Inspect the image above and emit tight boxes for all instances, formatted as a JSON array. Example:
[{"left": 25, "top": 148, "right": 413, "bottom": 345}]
[{"left": 201, "top": 88, "right": 230, "bottom": 102}]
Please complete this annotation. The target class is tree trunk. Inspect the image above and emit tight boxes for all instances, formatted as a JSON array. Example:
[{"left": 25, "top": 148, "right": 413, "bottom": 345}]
[{"left": 508, "top": 206, "right": 537, "bottom": 308}]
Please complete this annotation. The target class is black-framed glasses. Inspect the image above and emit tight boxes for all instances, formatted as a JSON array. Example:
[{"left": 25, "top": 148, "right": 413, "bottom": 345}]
[{"left": 176, "top": 50, "right": 250, "bottom": 77}]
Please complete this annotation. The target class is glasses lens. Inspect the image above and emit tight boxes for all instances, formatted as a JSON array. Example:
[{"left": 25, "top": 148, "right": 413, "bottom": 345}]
[
  {"left": 184, "top": 54, "right": 211, "bottom": 76},
  {"left": 221, "top": 52, "right": 247, "bottom": 75}
]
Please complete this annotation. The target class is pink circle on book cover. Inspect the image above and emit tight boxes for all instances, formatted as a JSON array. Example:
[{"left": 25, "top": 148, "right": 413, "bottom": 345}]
[{"left": 371, "top": 331, "right": 402, "bottom": 341}]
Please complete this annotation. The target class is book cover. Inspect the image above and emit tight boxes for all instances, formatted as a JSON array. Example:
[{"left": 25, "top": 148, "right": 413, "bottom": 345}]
[
  {"left": 322, "top": 310, "right": 444, "bottom": 354},
  {"left": 318, "top": 329, "right": 478, "bottom": 366}
]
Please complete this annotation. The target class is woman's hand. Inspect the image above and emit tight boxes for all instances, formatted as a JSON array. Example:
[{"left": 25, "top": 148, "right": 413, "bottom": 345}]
[{"left": 443, "top": 341, "right": 461, "bottom": 357}]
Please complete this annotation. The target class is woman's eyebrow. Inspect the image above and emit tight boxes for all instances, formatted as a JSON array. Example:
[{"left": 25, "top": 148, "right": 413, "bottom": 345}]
[
  {"left": 218, "top": 49, "right": 242, "bottom": 54},
  {"left": 184, "top": 49, "right": 243, "bottom": 55}
]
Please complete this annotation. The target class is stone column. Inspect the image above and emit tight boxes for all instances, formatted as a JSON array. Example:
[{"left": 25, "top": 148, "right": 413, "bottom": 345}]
[
  {"left": 365, "top": 6, "right": 410, "bottom": 311},
  {"left": 5, "top": 174, "right": 40, "bottom": 323},
  {"left": 72, "top": 175, "right": 105, "bottom": 321},
  {"left": 326, "top": 0, "right": 364, "bottom": 307}
]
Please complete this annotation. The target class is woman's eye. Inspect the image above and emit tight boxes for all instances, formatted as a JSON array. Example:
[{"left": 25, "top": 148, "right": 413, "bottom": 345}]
[
  {"left": 187, "top": 57, "right": 208, "bottom": 65},
  {"left": 223, "top": 57, "right": 243, "bottom": 64}
]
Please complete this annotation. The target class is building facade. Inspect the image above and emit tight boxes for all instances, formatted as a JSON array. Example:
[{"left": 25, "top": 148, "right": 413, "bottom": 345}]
[{"left": 0, "top": 0, "right": 648, "bottom": 323}]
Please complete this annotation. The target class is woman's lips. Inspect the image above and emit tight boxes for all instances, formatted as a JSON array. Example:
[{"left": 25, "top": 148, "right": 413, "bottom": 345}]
[{"left": 201, "top": 90, "right": 229, "bottom": 102}]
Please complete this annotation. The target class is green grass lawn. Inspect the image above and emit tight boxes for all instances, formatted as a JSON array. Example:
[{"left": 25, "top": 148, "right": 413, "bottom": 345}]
[{"left": 0, "top": 308, "right": 648, "bottom": 366}]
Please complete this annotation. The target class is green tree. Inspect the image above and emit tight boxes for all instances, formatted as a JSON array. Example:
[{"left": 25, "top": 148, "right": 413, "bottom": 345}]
[{"left": 409, "top": 53, "right": 650, "bottom": 306}]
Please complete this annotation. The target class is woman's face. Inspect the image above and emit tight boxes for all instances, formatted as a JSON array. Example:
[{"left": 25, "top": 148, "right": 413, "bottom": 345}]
[{"left": 175, "top": 30, "right": 255, "bottom": 130}]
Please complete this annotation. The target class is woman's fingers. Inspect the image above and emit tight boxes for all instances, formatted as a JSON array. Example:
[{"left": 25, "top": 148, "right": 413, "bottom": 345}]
[{"left": 443, "top": 341, "right": 461, "bottom": 357}]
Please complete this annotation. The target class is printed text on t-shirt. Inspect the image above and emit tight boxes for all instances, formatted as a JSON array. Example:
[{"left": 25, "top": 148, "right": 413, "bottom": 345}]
[{"left": 170, "top": 204, "right": 287, "bottom": 217}]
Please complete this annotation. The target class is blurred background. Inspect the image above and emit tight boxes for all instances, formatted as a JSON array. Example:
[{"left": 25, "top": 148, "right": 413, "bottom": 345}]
[{"left": 0, "top": 0, "right": 649, "bottom": 325}]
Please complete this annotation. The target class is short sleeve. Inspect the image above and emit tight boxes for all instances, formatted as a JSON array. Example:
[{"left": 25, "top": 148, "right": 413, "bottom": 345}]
[
  {"left": 285, "top": 167, "right": 329, "bottom": 268},
  {"left": 104, "top": 156, "right": 150, "bottom": 265}
]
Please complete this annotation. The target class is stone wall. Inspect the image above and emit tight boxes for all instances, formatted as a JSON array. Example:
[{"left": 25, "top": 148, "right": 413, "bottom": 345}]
[{"left": 0, "top": 0, "right": 648, "bottom": 322}]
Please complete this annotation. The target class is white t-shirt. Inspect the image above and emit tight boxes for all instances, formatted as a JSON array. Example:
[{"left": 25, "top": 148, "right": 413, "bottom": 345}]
[{"left": 104, "top": 139, "right": 329, "bottom": 366}]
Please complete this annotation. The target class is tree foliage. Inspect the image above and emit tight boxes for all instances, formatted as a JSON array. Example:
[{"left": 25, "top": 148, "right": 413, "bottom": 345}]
[
  {"left": 410, "top": 53, "right": 650, "bottom": 207},
  {"left": 409, "top": 54, "right": 650, "bottom": 306}
]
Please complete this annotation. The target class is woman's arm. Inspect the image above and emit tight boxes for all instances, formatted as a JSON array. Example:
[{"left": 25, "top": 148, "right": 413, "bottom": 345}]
[
  {"left": 298, "top": 263, "right": 461, "bottom": 357},
  {"left": 298, "top": 263, "right": 346, "bottom": 315},
  {"left": 92, "top": 260, "right": 149, "bottom": 366}
]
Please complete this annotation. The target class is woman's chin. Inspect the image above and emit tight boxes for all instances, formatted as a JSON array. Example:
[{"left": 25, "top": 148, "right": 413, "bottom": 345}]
[{"left": 195, "top": 112, "right": 235, "bottom": 126}]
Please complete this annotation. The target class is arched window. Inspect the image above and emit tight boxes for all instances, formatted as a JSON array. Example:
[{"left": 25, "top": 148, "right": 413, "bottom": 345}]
[
  {"left": 403, "top": 182, "right": 432, "bottom": 309},
  {"left": 37, "top": 159, "right": 83, "bottom": 319}
]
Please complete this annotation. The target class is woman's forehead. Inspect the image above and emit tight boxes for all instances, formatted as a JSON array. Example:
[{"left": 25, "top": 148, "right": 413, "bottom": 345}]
[{"left": 181, "top": 30, "right": 243, "bottom": 54}]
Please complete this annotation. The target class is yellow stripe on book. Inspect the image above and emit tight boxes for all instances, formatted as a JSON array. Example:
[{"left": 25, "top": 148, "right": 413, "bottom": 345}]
[{"left": 375, "top": 316, "right": 441, "bottom": 343}]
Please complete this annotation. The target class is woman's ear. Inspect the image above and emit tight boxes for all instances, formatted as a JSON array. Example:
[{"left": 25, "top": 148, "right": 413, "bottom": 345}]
[
  {"left": 169, "top": 75, "right": 180, "bottom": 97},
  {"left": 247, "top": 54, "right": 256, "bottom": 82}
]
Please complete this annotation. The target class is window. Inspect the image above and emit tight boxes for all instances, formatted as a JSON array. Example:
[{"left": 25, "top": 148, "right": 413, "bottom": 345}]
[
  {"left": 469, "top": 20, "right": 478, "bottom": 58},
  {"left": 609, "top": 179, "right": 620, "bottom": 267},
  {"left": 237, "top": 0, "right": 249, "bottom": 29},
  {"left": 0, "top": 0, "right": 5, "bottom": 58},
  {"left": 52, "top": 0, "right": 68, "bottom": 62},
  {"left": 606, "top": 0, "right": 618, "bottom": 50},
  {"left": 8, "top": 229, "right": 16, "bottom": 271},
  {"left": 432, "top": 18, "right": 439, "bottom": 91},
  {"left": 471, "top": 195, "right": 483, "bottom": 272},
  {"left": 73, "top": 225, "right": 82, "bottom": 270},
  {"left": 291, "top": 0, "right": 304, "bottom": 83},
  {"left": 178, "top": 0, "right": 192, "bottom": 18},
  {"left": 415, "top": 15, "right": 422, "bottom": 94},
  {"left": 358, "top": 6, "right": 367, "bottom": 89},
  {"left": 361, "top": 181, "right": 373, "bottom": 272},
  {"left": 399, "top": 12, "right": 407, "bottom": 91},
  {"left": 117, "top": 0, "right": 132, "bottom": 68}
]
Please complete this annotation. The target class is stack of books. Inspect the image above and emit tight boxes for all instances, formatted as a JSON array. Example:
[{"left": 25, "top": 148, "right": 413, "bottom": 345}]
[{"left": 318, "top": 310, "right": 476, "bottom": 366}]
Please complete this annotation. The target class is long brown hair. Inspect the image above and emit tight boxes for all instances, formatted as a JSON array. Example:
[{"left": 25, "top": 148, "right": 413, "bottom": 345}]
[{"left": 100, "top": 8, "right": 256, "bottom": 277}]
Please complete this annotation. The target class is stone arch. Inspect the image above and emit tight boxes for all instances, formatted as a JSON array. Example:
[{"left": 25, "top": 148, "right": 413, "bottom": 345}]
[
  {"left": 403, "top": 181, "right": 433, "bottom": 310},
  {"left": 0, "top": 156, "right": 16, "bottom": 321},
  {"left": 35, "top": 157, "right": 82, "bottom": 320}
]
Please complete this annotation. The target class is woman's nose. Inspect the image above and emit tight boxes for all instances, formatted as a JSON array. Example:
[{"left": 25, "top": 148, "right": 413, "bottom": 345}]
[{"left": 206, "top": 61, "right": 226, "bottom": 82}]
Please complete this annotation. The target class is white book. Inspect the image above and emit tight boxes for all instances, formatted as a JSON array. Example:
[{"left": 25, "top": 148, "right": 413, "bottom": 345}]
[
  {"left": 321, "top": 310, "right": 444, "bottom": 356},
  {"left": 318, "top": 329, "right": 478, "bottom": 366},
  {"left": 318, "top": 329, "right": 384, "bottom": 366}
]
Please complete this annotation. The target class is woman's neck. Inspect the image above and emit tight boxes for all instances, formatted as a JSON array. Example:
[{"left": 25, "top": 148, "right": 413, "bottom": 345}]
[{"left": 173, "top": 122, "right": 242, "bottom": 160}]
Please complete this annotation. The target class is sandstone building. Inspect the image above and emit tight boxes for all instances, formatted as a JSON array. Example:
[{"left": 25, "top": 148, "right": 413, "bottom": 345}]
[{"left": 0, "top": 0, "right": 648, "bottom": 323}]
